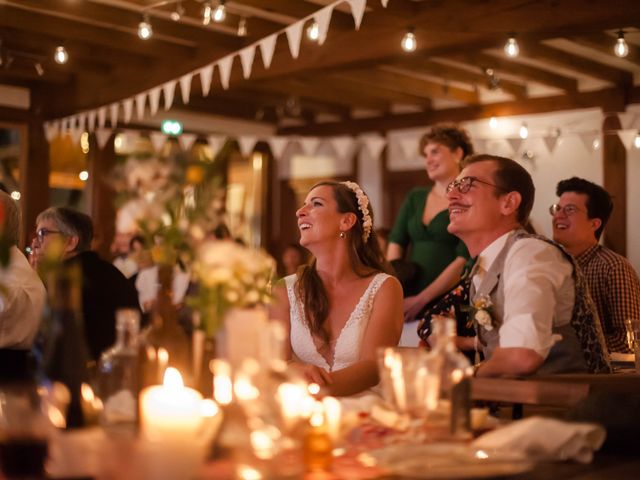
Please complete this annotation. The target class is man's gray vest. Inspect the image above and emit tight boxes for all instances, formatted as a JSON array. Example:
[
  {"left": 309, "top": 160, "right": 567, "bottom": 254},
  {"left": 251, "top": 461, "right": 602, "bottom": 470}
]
[{"left": 471, "top": 230, "right": 611, "bottom": 374}]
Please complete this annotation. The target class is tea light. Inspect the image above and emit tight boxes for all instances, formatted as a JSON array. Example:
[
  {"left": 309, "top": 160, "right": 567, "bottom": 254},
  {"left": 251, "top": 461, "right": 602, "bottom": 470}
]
[{"left": 140, "top": 367, "right": 203, "bottom": 441}]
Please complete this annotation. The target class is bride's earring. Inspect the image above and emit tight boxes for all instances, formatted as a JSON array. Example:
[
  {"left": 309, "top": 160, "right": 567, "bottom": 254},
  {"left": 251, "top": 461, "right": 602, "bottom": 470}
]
[{"left": 339, "top": 231, "right": 345, "bottom": 239}]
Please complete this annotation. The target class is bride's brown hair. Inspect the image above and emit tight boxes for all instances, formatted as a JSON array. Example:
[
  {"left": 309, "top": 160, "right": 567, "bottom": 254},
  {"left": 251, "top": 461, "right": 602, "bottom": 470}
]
[{"left": 296, "top": 181, "right": 391, "bottom": 343}]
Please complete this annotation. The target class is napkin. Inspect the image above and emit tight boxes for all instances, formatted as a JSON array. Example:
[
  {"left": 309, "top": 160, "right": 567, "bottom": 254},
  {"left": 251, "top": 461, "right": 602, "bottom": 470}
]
[{"left": 472, "top": 416, "right": 606, "bottom": 464}]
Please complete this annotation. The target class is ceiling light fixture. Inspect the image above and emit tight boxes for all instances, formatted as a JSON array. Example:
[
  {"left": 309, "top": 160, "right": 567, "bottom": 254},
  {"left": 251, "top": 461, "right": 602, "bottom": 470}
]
[
  {"left": 489, "top": 116, "right": 498, "bottom": 130},
  {"left": 504, "top": 34, "right": 519, "bottom": 58},
  {"left": 237, "top": 18, "right": 248, "bottom": 37},
  {"left": 634, "top": 131, "right": 640, "bottom": 149},
  {"left": 54, "top": 45, "right": 68, "bottom": 64},
  {"left": 401, "top": 28, "right": 417, "bottom": 53},
  {"left": 213, "top": 1, "right": 226, "bottom": 23},
  {"left": 34, "top": 62, "right": 44, "bottom": 76},
  {"left": 138, "top": 14, "right": 153, "bottom": 40},
  {"left": 614, "top": 30, "right": 629, "bottom": 58},
  {"left": 202, "top": 2, "right": 212, "bottom": 25},
  {"left": 306, "top": 21, "right": 320, "bottom": 42},
  {"left": 519, "top": 122, "right": 528, "bottom": 139},
  {"left": 170, "top": 2, "right": 184, "bottom": 21}
]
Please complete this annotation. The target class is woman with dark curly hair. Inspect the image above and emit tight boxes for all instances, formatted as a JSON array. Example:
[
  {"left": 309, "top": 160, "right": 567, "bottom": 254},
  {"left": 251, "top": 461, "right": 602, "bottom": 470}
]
[
  {"left": 388, "top": 124, "right": 473, "bottom": 329},
  {"left": 271, "top": 181, "right": 403, "bottom": 396}
]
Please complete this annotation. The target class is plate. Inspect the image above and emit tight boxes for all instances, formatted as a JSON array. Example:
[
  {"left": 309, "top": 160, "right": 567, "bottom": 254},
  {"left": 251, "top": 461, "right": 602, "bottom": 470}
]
[{"left": 363, "top": 443, "right": 534, "bottom": 479}]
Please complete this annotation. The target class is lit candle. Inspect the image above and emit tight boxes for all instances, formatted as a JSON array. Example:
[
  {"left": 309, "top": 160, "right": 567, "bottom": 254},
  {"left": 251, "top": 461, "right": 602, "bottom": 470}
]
[
  {"left": 140, "top": 367, "right": 204, "bottom": 441},
  {"left": 321, "top": 396, "right": 342, "bottom": 443},
  {"left": 157, "top": 347, "right": 169, "bottom": 384},
  {"left": 212, "top": 359, "right": 233, "bottom": 406}
]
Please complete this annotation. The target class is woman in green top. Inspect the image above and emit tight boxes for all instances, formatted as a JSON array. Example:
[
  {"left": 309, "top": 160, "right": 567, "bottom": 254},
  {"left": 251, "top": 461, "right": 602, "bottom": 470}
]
[{"left": 387, "top": 124, "right": 473, "bottom": 322}]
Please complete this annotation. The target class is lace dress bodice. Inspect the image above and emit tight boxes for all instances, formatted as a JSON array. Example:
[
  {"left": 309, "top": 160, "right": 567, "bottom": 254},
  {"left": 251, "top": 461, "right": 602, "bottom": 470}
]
[{"left": 285, "top": 273, "right": 392, "bottom": 372}]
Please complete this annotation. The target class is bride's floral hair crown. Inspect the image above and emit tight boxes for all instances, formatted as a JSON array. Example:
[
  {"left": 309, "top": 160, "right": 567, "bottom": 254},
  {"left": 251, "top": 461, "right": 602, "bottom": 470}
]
[{"left": 341, "top": 181, "right": 373, "bottom": 242}]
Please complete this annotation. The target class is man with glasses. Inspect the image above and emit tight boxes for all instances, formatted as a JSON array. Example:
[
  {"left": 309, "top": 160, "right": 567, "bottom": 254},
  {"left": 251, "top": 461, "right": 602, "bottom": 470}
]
[
  {"left": 0, "top": 190, "right": 46, "bottom": 352},
  {"left": 32, "top": 207, "right": 140, "bottom": 360},
  {"left": 552, "top": 177, "right": 640, "bottom": 354},
  {"left": 447, "top": 154, "right": 610, "bottom": 376}
]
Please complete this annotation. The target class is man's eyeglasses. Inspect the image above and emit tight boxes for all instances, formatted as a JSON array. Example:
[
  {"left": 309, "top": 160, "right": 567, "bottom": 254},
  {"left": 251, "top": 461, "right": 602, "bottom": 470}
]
[
  {"left": 446, "top": 176, "right": 507, "bottom": 195},
  {"left": 549, "top": 204, "right": 586, "bottom": 217},
  {"left": 36, "top": 228, "right": 62, "bottom": 242}
]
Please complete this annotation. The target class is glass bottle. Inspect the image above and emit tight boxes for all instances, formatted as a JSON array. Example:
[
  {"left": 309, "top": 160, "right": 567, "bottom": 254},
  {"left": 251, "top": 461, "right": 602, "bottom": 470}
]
[
  {"left": 96, "top": 309, "right": 141, "bottom": 427},
  {"left": 431, "top": 316, "right": 473, "bottom": 438}
]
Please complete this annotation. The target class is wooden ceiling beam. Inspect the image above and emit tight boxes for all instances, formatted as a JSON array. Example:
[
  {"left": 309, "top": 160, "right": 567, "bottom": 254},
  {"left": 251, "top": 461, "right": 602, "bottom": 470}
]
[
  {"left": 525, "top": 43, "right": 633, "bottom": 86},
  {"left": 388, "top": 58, "right": 528, "bottom": 99},
  {"left": 327, "top": 74, "right": 433, "bottom": 107},
  {"left": 0, "top": 5, "right": 197, "bottom": 59},
  {"left": 342, "top": 68, "right": 480, "bottom": 105},
  {"left": 278, "top": 86, "right": 636, "bottom": 137},
  {"left": 227, "top": 0, "right": 356, "bottom": 29}
]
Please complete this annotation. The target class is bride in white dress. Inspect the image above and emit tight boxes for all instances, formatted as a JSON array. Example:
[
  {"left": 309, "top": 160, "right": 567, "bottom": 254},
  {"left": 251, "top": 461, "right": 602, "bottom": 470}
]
[{"left": 271, "top": 181, "right": 404, "bottom": 396}]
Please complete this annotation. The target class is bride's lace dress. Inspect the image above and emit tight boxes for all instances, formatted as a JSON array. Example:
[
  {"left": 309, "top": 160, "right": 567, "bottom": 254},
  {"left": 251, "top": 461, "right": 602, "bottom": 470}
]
[{"left": 285, "top": 273, "right": 392, "bottom": 372}]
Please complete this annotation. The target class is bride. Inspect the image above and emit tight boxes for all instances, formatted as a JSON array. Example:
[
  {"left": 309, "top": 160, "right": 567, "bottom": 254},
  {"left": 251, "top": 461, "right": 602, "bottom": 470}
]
[{"left": 271, "top": 181, "right": 403, "bottom": 396}]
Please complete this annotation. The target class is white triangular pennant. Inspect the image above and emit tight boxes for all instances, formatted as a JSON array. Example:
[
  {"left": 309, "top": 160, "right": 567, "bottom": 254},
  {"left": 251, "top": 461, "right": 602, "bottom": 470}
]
[
  {"left": 44, "top": 121, "right": 60, "bottom": 143},
  {"left": 239, "top": 46, "right": 256, "bottom": 79},
  {"left": 69, "top": 128, "right": 82, "bottom": 145},
  {"left": 620, "top": 113, "right": 637, "bottom": 130},
  {"left": 69, "top": 115, "right": 78, "bottom": 130},
  {"left": 347, "top": 0, "right": 366, "bottom": 30},
  {"left": 179, "top": 133, "right": 197, "bottom": 152},
  {"left": 299, "top": 137, "right": 320, "bottom": 157},
  {"left": 259, "top": 34, "right": 277, "bottom": 69},
  {"left": 162, "top": 81, "right": 177, "bottom": 111},
  {"left": 381, "top": 0, "right": 389, "bottom": 6},
  {"left": 314, "top": 6, "right": 334, "bottom": 45},
  {"left": 267, "top": 136, "right": 290, "bottom": 159},
  {"left": 330, "top": 136, "right": 355, "bottom": 160},
  {"left": 97, "top": 107, "right": 107, "bottom": 129},
  {"left": 506, "top": 137, "right": 523, "bottom": 154},
  {"left": 87, "top": 110, "right": 97, "bottom": 132},
  {"left": 398, "top": 137, "right": 418, "bottom": 159},
  {"left": 179, "top": 73, "right": 193, "bottom": 104},
  {"left": 135, "top": 92, "right": 147, "bottom": 120},
  {"left": 123, "top": 98, "right": 134, "bottom": 124},
  {"left": 149, "top": 87, "right": 162, "bottom": 116},
  {"left": 543, "top": 135, "right": 560, "bottom": 154},
  {"left": 217, "top": 55, "right": 234, "bottom": 90},
  {"left": 61, "top": 118, "right": 70, "bottom": 132},
  {"left": 285, "top": 21, "right": 304, "bottom": 59},
  {"left": 200, "top": 64, "right": 214, "bottom": 97},
  {"left": 237, "top": 135, "right": 258, "bottom": 157},
  {"left": 578, "top": 132, "right": 599, "bottom": 152},
  {"left": 360, "top": 135, "right": 386, "bottom": 159},
  {"left": 150, "top": 132, "right": 168, "bottom": 152},
  {"left": 110, "top": 102, "right": 119, "bottom": 127},
  {"left": 617, "top": 129, "right": 638, "bottom": 150},
  {"left": 207, "top": 134, "right": 227, "bottom": 157},
  {"left": 77, "top": 112, "right": 87, "bottom": 132},
  {"left": 95, "top": 129, "right": 113, "bottom": 150}
]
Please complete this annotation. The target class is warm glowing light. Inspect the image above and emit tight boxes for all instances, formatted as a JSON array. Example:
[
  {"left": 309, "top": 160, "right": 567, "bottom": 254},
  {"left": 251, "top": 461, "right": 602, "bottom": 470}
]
[
  {"left": 10, "top": 191, "right": 20, "bottom": 201},
  {"left": 307, "top": 21, "right": 320, "bottom": 41},
  {"left": 237, "top": 18, "right": 248, "bottom": 37},
  {"left": 80, "top": 131, "right": 90, "bottom": 153},
  {"left": 309, "top": 402, "right": 325, "bottom": 428},
  {"left": 634, "top": 132, "right": 640, "bottom": 149},
  {"left": 475, "top": 450, "right": 490, "bottom": 460},
  {"left": 170, "top": 2, "right": 184, "bottom": 21},
  {"left": 234, "top": 374, "right": 260, "bottom": 401},
  {"left": 614, "top": 31, "right": 629, "bottom": 58},
  {"left": 401, "top": 30, "right": 417, "bottom": 52},
  {"left": 202, "top": 2, "right": 212, "bottom": 25},
  {"left": 237, "top": 465, "right": 262, "bottom": 480},
  {"left": 212, "top": 359, "right": 233, "bottom": 405},
  {"left": 592, "top": 138, "right": 601, "bottom": 150},
  {"left": 200, "top": 399, "right": 219, "bottom": 417},
  {"left": 79, "top": 170, "right": 89, "bottom": 181},
  {"left": 308, "top": 383, "right": 320, "bottom": 395},
  {"left": 54, "top": 46, "right": 68, "bottom": 64},
  {"left": 138, "top": 16, "right": 153, "bottom": 40},
  {"left": 489, "top": 116, "right": 498, "bottom": 130},
  {"left": 519, "top": 123, "right": 529, "bottom": 139},
  {"left": 504, "top": 35, "right": 519, "bottom": 58},
  {"left": 163, "top": 367, "right": 184, "bottom": 389},
  {"left": 213, "top": 2, "right": 226, "bottom": 23}
]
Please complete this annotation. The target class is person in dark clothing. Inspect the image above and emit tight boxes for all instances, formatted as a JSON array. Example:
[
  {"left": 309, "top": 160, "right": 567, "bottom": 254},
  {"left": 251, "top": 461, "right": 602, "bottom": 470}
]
[{"left": 32, "top": 207, "right": 140, "bottom": 360}]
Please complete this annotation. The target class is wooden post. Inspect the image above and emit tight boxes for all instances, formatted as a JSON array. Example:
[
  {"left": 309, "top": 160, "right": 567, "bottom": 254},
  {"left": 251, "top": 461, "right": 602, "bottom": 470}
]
[
  {"left": 87, "top": 132, "right": 116, "bottom": 259},
  {"left": 602, "top": 114, "right": 626, "bottom": 255}
]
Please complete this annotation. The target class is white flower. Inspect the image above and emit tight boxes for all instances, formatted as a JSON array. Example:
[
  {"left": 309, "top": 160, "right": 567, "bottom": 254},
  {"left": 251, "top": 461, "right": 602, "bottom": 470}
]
[{"left": 475, "top": 309, "right": 493, "bottom": 331}]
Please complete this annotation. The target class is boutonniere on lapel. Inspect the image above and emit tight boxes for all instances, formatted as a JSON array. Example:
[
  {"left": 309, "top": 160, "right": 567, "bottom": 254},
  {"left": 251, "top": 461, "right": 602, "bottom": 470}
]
[{"left": 462, "top": 294, "right": 496, "bottom": 331}]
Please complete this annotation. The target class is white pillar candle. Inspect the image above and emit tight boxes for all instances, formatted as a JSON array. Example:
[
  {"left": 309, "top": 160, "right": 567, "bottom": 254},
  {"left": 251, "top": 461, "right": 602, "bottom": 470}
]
[{"left": 141, "top": 367, "right": 204, "bottom": 441}]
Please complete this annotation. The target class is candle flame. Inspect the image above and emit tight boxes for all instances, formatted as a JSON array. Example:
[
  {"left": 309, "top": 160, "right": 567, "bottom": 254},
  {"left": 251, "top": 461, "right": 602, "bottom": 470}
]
[
  {"left": 81, "top": 383, "right": 95, "bottom": 402},
  {"left": 163, "top": 367, "right": 184, "bottom": 389},
  {"left": 200, "top": 399, "right": 219, "bottom": 418},
  {"left": 309, "top": 401, "right": 325, "bottom": 428}
]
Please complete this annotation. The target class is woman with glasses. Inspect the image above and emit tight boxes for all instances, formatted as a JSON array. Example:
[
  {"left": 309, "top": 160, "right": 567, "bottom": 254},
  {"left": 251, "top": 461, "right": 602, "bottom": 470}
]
[{"left": 387, "top": 124, "right": 473, "bottom": 332}]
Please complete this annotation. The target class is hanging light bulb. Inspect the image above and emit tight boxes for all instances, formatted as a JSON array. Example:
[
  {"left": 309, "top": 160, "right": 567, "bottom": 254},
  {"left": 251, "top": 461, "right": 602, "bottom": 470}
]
[
  {"left": 614, "top": 30, "right": 629, "bottom": 58},
  {"left": 401, "top": 28, "right": 417, "bottom": 53},
  {"left": 202, "top": 1, "right": 212, "bottom": 25},
  {"left": 213, "top": 1, "right": 226, "bottom": 23},
  {"left": 489, "top": 116, "right": 498, "bottom": 130},
  {"left": 138, "top": 14, "right": 153, "bottom": 40},
  {"left": 34, "top": 62, "right": 44, "bottom": 76},
  {"left": 634, "top": 131, "right": 640, "bottom": 149},
  {"left": 54, "top": 45, "right": 68, "bottom": 64},
  {"left": 237, "top": 18, "right": 248, "bottom": 37},
  {"left": 519, "top": 122, "right": 528, "bottom": 139},
  {"left": 592, "top": 137, "right": 601, "bottom": 150},
  {"left": 504, "top": 34, "right": 519, "bottom": 58},
  {"left": 306, "top": 21, "right": 320, "bottom": 42},
  {"left": 170, "top": 2, "right": 184, "bottom": 21}
]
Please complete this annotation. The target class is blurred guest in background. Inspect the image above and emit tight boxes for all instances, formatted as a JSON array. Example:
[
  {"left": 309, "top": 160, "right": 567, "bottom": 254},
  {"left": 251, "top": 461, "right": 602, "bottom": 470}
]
[
  {"left": 32, "top": 207, "right": 139, "bottom": 360},
  {"left": 280, "top": 242, "right": 308, "bottom": 277},
  {"left": 552, "top": 177, "right": 640, "bottom": 354},
  {"left": 0, "top": 191, "right": 46, "bottom": 349},
  {"left": 271, "top": 181, "right": 403, "bottom": 396},
  {"left": 110, "top": 230, "right": 138, "bottom": 279}
]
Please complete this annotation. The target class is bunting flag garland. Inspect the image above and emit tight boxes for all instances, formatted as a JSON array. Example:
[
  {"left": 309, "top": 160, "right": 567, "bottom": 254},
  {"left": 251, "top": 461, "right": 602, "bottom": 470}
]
[
  {"left": 285, "top": 21, "right": 304, "bottom": 59},
  {"left": 217, "top": 56, "right": 234, "bottom": 90},
  {"left": 110, "top": 102, "right": 119, "bottom": 128},
  {"left": 347, "top": 0, "right": 367, "bottom": 30},
  {"left": 163, "top": 81, "right": 177, "bottom": 111},
  {"left": 359, "top": 134, "right": 387, "bottom": 159},
  {"left": 237, "top": 136, "right": 258, "bottom": 157},
  {"left": 200, "top": 64, "right": 214, "bottom": 97},
  {"left": 617, "top": 130, "right": 638, "bottom": 150},
  {"left": 239, "top": 46, "right": 256, "bottom": 79},
  {"left": 267, "top": 136, "right": 290, "bottom": 160},
  {"left": 77, "top": 113, "right": 87, "bottom": 132},
  {"left": 135, "top": 92, "right": 147, "bottom": 120},
  {"left": 542, "top": 135, "right": 560, "bottom": 154},
  {"left": 95, "top": 129, "right": 113, "bottom": 150},
  {"left": 148, "top": 87, "right": 162, "bottom": 116},
  {"left": 44, "top": 121, "right": 60, "bottom": 143},
  {"left": 97, "top": 107, "right": 107, "bottom": 129},
  {"left": 381, "top": 0, "right": 390, "bottom": 7},
  {"left": 398, "top": 137, "right": 418, "bottom": 159},
  {"left": 179, "top": 73, "right": 193, "bottom": 104},
  {"left": 179, "top": 133, "right": 197, "bottom": 152},
  {"left": 123, "top": 98, "right": 134, "bottom": 124},
  {"left": 299, "top": 137, "right": 320, "bottom": 157},
  {"left": 150, "top": 132, "right": 168, "bottom": 152},
  {"left": 259, "top": 34, "right": 277, "bottom": 69},
  {"left": 207, "top": 134, "right": 227, "bottom": 157},
  {"left": 69, "top": 127, "right": 83, "bottom": 146},
  {"left": 578, "top": 132, "right": 600, "bottom": 153},
  {"left": 87, "top": 110, "right": 97, "bottom": 132},
  {"left": 506, "top": 137, "right": 523, "bottom": 155},
  {"left": 315, "top": 6, "right": 334, "bottom": 45},
  {"left": 330, "top": 136, "right": 355, "bottom": 160}
]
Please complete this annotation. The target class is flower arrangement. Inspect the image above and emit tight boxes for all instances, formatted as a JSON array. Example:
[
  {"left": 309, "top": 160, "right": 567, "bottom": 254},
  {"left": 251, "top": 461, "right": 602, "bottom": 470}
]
[{"left": 463, "top": 294, "right": 496, "bottom": 331}]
